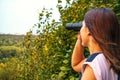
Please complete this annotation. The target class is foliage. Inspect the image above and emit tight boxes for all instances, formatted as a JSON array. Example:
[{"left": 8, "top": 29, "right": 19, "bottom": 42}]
[
  {"left": 0, "top": 58, "right": 19, "bottom": 80},
  {"left": 17, "top": 7, "right": 78, "bottom": 79},
  {"left": 0, "top": 46, "right": 22, "bottom": 61},
  {"left": 18, "top": 0, "right": 120, "bottom": 80},
  {"left": 0, "top": 34, "right": 23, "bottom": 79},
  {"left": 0, "top": 34, "right": 23, "bottom": 61}
]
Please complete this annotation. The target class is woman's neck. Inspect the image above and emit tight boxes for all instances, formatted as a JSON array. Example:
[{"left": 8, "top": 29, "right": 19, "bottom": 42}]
[{"left": 88, "top": 38, "right": 102, "bottom": 54}]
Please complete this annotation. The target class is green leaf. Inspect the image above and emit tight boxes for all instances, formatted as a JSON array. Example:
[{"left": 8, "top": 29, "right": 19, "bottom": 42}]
[
  {"left": 63, "top": 59, "right": 69, "bottom": 64},
  {"left": 58, "top": 0, "right": 62, "bottom": 3},
  {"left": 59, "top": 71, "right": 65, "bottom": 77},
  {"left": 60, "top": 66, "right": 66, "bottom": 71},
  {"left": 39, "top": 13, "right": 43, "bottom": 16}
]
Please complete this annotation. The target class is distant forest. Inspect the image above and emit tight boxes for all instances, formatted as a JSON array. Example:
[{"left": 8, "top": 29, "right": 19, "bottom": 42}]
[
  {"left": 0, "top": 34, "right": 24, "bottom": 61},
  {"left": 0, "top": 34, "right": 24, "bottom": 46}
]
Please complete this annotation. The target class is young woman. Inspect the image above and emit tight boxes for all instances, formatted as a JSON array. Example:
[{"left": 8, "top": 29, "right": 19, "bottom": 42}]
[{"left": 71, "top": 8, "right": 120, "bottom": 80}]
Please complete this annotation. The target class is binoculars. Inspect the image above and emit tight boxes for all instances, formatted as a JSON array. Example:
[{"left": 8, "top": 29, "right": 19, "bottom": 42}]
[{"left": 66, "top": 22, "right": 82, "bottom": 32}]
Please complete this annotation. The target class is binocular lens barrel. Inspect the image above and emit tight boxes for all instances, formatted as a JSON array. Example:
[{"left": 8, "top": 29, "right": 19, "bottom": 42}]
[{"left": 66, "top": 22, "right": 82, "bottom": 32}]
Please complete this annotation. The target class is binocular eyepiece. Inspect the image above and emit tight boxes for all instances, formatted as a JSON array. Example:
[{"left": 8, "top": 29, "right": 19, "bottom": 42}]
[{"left": 66, "top": 22, "right": 82, "bottom": 32}]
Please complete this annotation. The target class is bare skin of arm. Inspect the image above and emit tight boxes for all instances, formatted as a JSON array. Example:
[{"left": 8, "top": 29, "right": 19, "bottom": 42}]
[
  {"left": 81, "top": 65, "right": 96, "bottom": 80},
  {"left": 71, "top": 34, "right": 85, "bottom": 72}
]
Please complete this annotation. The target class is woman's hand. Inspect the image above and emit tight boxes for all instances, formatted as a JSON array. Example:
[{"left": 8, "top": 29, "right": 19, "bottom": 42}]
[{"left": 77, "top": 32, "right": 82, "bottom": 42}]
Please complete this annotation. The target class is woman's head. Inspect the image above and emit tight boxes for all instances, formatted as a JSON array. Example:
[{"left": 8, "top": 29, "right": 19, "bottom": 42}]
[
  {"left": 84, "top": 8, "right": 120, "bottom": 74},
  {"left": 84, "top": 8, "right": 119, "bottom": 45}
]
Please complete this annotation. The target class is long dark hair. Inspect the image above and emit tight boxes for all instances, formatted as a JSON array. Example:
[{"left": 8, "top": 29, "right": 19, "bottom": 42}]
[{"left": 84, "top": 8, "right": 120, "bottom": 74}]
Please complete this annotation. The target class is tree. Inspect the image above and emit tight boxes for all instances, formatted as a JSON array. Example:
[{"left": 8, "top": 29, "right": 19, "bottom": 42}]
[{"left": 18, "top": 0, "right": 120, "bottom": 79}]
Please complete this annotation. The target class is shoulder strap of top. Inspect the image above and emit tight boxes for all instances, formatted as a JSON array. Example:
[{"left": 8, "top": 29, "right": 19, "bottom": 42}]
[{"left": 86, "top": 53, "right": 101, "bottom": 62}]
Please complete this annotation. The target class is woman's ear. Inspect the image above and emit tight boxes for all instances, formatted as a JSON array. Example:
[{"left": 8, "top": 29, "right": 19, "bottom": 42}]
[
  {"left": 88, "top": 32, "right": 91, "bottom": 36},
  {"left": 86, "top": 27, "right": 91, "bottom": 36}
]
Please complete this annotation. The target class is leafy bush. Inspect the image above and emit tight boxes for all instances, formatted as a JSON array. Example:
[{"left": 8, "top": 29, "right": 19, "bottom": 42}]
[{"left": 0, "top": 58, "right": 19, "bottom": 80}]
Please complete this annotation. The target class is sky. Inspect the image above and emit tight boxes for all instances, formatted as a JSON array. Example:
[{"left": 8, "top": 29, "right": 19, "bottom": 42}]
[{"left": 0, "top": 0, "right": 64, "bottom": 34}]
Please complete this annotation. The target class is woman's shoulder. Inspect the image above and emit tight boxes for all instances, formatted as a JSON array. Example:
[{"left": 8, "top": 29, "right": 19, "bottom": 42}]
[
  {"left": 82, "top": 53, "right": 118, "bottom": 80},
  {"left": 82, "top": 53, "right": 108, "bottom": 72}
]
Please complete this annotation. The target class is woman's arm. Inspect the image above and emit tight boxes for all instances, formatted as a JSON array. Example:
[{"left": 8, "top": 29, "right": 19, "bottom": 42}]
[
  {"left": 71, "top": 34, "right": 85, "bottom": 72},
  {"left": 81, "top": 65, "right": 96, "bottom": 80}
]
